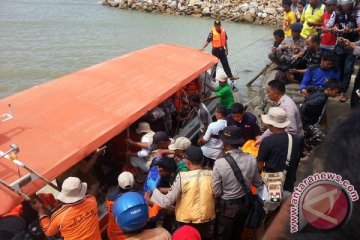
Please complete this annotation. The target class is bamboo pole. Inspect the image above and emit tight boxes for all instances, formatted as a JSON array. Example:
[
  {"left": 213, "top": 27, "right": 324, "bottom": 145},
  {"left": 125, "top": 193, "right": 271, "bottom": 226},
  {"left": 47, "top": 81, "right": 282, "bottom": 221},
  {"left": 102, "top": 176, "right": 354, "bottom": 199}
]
[{"left": 246, "top": 63, "right": 273, "bottom": 87}]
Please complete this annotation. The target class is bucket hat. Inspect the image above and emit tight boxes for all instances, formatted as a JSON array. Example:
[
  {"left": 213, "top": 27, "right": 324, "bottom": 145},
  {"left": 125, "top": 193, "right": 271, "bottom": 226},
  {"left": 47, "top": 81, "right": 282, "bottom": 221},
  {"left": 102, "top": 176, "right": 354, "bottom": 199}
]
[
  {"left": 261, "top": 107, "right": 290, "bottom": 129},
  {"left": 57, "top": 177, "right": 87, "bottom": 204}
]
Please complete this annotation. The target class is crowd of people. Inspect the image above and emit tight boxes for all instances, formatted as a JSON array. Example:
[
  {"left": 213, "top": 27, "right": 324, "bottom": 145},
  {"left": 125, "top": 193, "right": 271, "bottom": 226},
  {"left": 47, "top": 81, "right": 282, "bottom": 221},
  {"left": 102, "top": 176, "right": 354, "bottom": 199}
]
[
  {"left": 1, "top": 1, "right": 360, "bottom": 240},
  {"left": 272, "top": 0, "right": 360, "bottom": 109}
]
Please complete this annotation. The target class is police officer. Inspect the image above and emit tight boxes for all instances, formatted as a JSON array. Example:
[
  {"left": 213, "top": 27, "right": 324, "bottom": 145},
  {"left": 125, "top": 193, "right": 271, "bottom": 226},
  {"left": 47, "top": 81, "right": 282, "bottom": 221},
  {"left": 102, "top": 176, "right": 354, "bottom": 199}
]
[
  {"left": 200, "top": 20, "right": 238, "bottom": 80},
  {"left": 326, "top": 0, "right": 360, "bottom": 102},
  {"left": 212, "top": 126, "right": 263, "bottom": 240}
]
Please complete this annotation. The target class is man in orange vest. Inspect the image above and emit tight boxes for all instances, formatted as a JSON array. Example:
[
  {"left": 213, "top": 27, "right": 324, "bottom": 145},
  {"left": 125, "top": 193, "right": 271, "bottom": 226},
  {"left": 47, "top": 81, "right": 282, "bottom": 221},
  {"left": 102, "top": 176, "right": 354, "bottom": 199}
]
[{"left": 200, "top": 20, "right": 238, "bottom": 81}]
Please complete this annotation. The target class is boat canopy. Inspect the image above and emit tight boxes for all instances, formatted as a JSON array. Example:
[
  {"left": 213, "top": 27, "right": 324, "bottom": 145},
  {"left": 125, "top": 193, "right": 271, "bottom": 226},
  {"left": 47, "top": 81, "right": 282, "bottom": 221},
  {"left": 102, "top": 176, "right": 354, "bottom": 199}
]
[{"left": 0, "top": 44, "right": 218, "bottom": 215}]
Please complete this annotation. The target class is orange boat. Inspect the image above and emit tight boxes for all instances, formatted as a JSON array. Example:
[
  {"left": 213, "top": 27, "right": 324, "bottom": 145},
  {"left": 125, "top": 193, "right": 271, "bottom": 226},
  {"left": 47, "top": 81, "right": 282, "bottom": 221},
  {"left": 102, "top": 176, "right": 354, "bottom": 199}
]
[{"left": 0, "top": 44, "right": 217, "bottom": 233}]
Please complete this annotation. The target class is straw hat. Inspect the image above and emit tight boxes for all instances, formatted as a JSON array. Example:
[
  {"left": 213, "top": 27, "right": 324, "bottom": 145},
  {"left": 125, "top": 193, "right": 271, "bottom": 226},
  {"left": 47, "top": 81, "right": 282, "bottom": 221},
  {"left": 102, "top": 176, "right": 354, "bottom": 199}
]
[
  {"left": 168, "top": 137, "right": 191, "bottom": 151},
  {"left": 135, "top": 122, "right": 152, "bottom": 134},
  {"left": 57, "top": 177, "right": 87, "bottom": 204},
  {"left": 261, "top": 107, "right": 290, "bottom": 129}
]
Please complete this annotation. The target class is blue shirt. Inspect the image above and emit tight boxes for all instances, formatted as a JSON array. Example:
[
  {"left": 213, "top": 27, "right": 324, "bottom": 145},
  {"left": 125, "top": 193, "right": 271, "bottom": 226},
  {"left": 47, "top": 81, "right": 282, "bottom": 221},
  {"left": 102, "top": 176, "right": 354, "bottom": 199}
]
[
  {"left": 226, "top": 112, "right": 261, "bottom": 142},
  {"left": 300, "top": 67, "right": 340, "bottom": 90}
]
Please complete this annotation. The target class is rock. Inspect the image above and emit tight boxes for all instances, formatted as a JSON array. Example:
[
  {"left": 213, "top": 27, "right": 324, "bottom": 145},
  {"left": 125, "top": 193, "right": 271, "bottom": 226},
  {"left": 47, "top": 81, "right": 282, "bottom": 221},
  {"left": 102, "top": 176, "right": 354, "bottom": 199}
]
[
  {"left": 158, "top": 4, "right": 165, "bottom": 12},
  {"left": 264, "top": 7, "right": 277, "bottom": 15},
  {"left": 169, "top": 1, "right": 176, "bottom": 9},
  {"left": 276, "top": 7, "right": 283, "bottom": 13},
  {"left": 249, "top": 8, "right": 256, "bottom": 15},
  {"left": 258, "top": 5, "right": 264, "bottom": 12},
  {"left": 108, "top": 0, "right": 120, "bottom": 7},
  {"left": 194, "top": 7, "right": 202, "bottom": 14},
  {"left": 257, "top": 12, "right": 262, "bottom": 18},
  {"left": 261, "top": 12, "right": 268, "bottom": 18},
  {"left": 202, "top": 7, "right": 211, "bottom": 16},
  {"left": 239, "top": 3, "right": 249, "bottom": 12},
  {"left": 188, "top": 0, "right": 203, "bottom": 7},
  {"left": 249, "top": 2, "right": 258, "bottom": 8},
  {"left": 243, "top": 12, "right": 254, "bottom": 22}
]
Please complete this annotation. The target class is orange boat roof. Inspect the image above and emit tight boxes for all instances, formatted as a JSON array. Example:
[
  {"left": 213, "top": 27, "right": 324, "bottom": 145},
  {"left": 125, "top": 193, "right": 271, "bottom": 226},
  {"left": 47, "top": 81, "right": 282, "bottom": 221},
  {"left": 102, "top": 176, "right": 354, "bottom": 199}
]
[{"left": 0, "top": 44, "right": 217, "bottom": 215}]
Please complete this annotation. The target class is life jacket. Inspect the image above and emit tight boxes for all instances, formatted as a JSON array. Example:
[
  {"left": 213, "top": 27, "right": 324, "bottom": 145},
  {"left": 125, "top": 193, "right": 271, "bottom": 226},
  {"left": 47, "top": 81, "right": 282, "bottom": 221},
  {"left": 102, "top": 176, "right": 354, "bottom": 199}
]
[
  {"left": 212, "top": 27, "right": 226, "bottom": 48},
  {"left": 175, "top": 169, "right": 215, "bottom": 223},
  {"left": 335, "top": 7, "right": 360, "bottom": 42},
  {"left": 172, "top": 89, "right": 188, "bottom": 113},
  {"left": 106, "top": 191, "right": 126, "bottom": 240}
]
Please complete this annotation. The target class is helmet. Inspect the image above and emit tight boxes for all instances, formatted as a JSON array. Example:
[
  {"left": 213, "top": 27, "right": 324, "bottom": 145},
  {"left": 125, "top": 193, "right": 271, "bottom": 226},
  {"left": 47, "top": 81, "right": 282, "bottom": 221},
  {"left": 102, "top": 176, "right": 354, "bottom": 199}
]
[
  {"left": 338, "top": 0, "right": 355, "bottom": 5},
  {"left": 113, "top": 192, "right": 149, "bottom": 232},
  {"left": 323, "top": 0, "right": 338, "bottom": 4}
]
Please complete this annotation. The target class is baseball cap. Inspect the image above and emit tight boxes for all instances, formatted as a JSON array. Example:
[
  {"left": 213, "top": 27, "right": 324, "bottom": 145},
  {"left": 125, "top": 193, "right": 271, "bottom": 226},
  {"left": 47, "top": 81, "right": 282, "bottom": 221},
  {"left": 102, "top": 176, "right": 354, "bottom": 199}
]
[
  {"left": 219, "top": 126, "right": 245, "bottom": 145},
  {"left": 168, "top": 137, "right": 191, "bottom": 151},
  {"left": 149, "top": 131, "right": 170, "bottom": 150},
  {"left": 173, "top": 225, "right": 201, "bottom": 240},
  {"left": 118, "top": 171, "right": 135, "bottom": 190},
  {"left": 290, "top": 22, "right": 303, "bottom": 33},
  {"left": 184, "top": 146, "right": 203, "bottom": 164}
]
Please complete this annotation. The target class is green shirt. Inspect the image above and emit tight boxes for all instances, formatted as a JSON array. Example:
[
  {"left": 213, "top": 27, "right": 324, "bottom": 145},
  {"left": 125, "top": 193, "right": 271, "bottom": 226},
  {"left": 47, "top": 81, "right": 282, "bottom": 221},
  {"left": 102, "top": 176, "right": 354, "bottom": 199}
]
[
  {"left": 215, "top": 83, "right": 235, "bottom": 110},
  {"left": 176, "top": 161, "right": 188, "bottom": 174}
]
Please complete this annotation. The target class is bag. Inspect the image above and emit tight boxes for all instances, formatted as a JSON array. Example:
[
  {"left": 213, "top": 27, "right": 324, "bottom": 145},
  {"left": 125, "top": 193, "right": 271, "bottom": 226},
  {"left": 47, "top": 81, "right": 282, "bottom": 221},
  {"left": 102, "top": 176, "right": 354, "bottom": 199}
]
[
  {"left": 262, "top": 134, "right": 292, "bottom": 203},
  {"left": 224, "top": 155, "right": 266, "bottom": 229}
]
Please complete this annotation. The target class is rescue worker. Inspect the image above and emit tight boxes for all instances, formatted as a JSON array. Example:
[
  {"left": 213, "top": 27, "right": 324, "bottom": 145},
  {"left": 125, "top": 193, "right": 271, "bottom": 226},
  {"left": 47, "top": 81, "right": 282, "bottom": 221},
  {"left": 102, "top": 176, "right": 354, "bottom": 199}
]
[
  {"left": 113, "top": 192, "right": 171, "bottom": 239},
  {"left": 106, "top": 172, "right": 135, "bottom": 240},
  {"left": 200, "top": 20, "right": 238, "bottom": 80},
  {"left": 31, "top": 177, "right": 101, "bottom": 240},
  {"left": 150, "top": 146, "right": 216, "bottom": 240},
  {"left": 326, "top": 0, "right": 360, "bottom": 102}
]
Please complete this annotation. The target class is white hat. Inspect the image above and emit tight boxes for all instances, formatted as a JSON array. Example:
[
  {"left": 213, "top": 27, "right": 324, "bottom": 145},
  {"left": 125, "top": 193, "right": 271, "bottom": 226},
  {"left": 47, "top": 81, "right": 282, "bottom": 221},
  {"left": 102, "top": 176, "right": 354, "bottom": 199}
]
[
  {"left": 136, "top": 122, "right": 152, "bottom": 134},
  {"left": 261, "top": 107, "right": 290, "bottom": 129},
  {"left": 57, "top": 177, "right": 87, "bottom": 204},
  {"left": 216, "top": 72, "right": 228, "bottom": 82},
  {"left": 168, "top": 137, "right": 191, "bottom": 151},
  {"left": 118, "top": 171, "right": 135, "bottom": 190}
]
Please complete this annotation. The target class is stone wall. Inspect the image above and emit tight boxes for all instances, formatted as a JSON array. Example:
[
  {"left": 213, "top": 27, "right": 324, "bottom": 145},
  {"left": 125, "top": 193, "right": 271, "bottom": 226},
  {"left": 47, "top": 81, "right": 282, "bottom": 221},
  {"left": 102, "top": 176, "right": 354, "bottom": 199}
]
[{"left": 102, "top": 0, "right": 283, "bottom": 26}]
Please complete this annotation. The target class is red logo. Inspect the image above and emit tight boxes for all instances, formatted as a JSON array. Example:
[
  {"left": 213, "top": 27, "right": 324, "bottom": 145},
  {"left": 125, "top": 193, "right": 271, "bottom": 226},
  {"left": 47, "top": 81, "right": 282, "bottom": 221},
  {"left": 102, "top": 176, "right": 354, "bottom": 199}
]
[{"left": 301, "top": 182, "right": 351, "bottom": 230}]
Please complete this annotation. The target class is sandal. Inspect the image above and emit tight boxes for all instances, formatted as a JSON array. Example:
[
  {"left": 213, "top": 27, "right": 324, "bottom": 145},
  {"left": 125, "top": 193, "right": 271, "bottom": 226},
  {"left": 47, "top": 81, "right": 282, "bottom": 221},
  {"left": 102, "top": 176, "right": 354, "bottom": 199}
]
[{"left": 339, "top": 93, "right": 348, "bottom": 102}]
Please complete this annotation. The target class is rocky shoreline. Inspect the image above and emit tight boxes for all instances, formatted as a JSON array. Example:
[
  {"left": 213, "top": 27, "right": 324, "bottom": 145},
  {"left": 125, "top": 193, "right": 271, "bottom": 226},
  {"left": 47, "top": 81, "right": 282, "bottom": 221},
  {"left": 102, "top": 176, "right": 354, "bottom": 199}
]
[{"left": 102, "top": 0, "right": 283, "bottom": 26}]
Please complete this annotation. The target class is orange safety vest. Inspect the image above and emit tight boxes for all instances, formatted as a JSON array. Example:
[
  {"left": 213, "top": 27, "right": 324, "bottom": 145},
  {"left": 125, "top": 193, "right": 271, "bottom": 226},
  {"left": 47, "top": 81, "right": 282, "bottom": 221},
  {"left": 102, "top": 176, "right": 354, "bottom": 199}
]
[
  {"left": 212, "top": 27, "right": 226, "bottom": 48},
  {"left": 106, "top": 195, "right": 126, "bottom": 240}
]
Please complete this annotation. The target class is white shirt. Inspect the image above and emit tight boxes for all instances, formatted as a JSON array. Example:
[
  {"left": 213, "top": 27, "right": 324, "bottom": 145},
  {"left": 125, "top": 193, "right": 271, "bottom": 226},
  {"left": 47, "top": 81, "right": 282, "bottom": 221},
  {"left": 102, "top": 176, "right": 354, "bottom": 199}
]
[
  {"left": 137, "top": 132, "right": 154, "bottom": 158},
  {"left": 201, "top": 119, "right": 227, "bottom": 160}
]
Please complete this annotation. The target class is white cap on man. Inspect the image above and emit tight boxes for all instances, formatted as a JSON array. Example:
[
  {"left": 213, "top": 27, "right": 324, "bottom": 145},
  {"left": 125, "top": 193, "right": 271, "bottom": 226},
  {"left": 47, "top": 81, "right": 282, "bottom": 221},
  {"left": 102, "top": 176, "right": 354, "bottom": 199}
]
[{"left": 118, "top": 171, "right": 135, "bottom": 190}]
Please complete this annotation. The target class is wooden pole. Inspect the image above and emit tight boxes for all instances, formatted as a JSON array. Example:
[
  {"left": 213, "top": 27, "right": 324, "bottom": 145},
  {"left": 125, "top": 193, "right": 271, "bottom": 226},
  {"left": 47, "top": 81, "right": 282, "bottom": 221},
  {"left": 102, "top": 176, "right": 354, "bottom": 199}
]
[{"left": 246, "top": 63, "right": 273, "bottom": 87}]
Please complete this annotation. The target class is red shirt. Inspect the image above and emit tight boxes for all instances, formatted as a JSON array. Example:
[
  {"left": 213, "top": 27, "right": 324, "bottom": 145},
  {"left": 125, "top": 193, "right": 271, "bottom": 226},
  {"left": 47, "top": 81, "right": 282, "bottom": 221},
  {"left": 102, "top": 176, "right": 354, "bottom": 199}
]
[{"left": 321, "top": 11, "right": 337, "bottom": 49}]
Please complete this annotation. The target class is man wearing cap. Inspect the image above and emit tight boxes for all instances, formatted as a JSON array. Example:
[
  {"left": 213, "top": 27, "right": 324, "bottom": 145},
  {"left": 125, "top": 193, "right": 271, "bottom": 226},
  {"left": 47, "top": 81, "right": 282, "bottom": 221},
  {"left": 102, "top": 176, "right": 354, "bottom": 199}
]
[
  {"left": 226, "top": 103, "right": 261, "bottom": 142},
  {"left": 106, "top": 172, "right": 135, "bottom": 240},
  {"left": 198, "top": 105, "right": 228, "bottom": 169},
  {"left": 168, "top": 137, "right": 191, "bottom": 173},
  {"left": 126, "top": 122, "right": 155, "bottom": 173},
  {"left": 199, "top": 20, "right": 238, "bottom": 80},
  {"left": 150, "top": 146, "right": 216, "bottom": 240},
  {"left": 257, "top": 107, "right": 301, "bottom": 193},
  {"left": 212, "top": 126, "right": 263, "bottom": 240},
  {"left": 204, "top": 71, "right": 235, "bottom": 113},
  {"left": 31, "top": 177, "right": 101, "bottom": 240}
]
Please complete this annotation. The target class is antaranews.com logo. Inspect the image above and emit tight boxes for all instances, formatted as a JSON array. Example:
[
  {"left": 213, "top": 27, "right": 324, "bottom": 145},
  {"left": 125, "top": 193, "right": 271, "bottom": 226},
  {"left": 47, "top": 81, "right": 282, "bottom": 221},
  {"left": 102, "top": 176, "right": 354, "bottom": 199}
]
[{"left": 290, "top": 172, "right": 359, "bottom": 233}]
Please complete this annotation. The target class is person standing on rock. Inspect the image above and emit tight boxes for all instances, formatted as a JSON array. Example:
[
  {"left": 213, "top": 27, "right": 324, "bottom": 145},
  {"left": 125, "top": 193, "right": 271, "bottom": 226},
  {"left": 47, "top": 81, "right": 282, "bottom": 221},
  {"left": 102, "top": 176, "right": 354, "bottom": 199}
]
[{"left": 200, "top": 20, "right": 238, "bottom": 81}]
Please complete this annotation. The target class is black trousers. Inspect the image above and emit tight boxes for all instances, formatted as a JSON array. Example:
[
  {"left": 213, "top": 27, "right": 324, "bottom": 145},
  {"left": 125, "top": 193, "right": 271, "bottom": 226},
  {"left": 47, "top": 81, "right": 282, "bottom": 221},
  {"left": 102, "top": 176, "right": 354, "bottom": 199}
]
[
  {"left": 216, "top": 198, "right": 248, "bottom": 240},
  {"left": 177, "top": 220, "right": 215, "bottom": 240},
  {"left": 351, "top": 67, "right": 360, "bottom": 109},
  {"left": 212, "top": 47, "right": 233, "bottom": 78}
]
